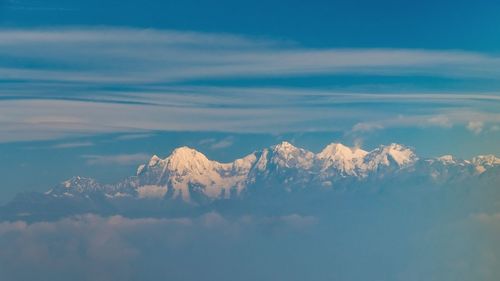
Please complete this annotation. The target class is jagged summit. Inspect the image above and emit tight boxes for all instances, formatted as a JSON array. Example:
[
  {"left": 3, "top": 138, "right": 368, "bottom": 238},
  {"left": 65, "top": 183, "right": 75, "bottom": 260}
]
[
  {"left": 148, "top": 155, "right": 162, "bottom": 166},
  {"left": 317, "top": 143, "right": 368, "bottom": 162},
  {"left": 317, "top": 143, "right": 367, "bottom": 177},
  {"left": 471, "top": 155, "right": 500, "bottom": 166},
  {"left": 166, "top": 146, "right": 212, "bottom": 172},
  {"left": 170, "top": 146, "right": 205, "bottom": 158},
  {"left": 364, "top": 143, "right": 417, "bottom": 169},
  {"left": 470, "top": 155, "right": 500, "bottom": 174},
  {"left": 318, "top": 143, "right": 367, "bottom": 158},
  {"left": 437, "top": 155, "right": 455, "bottom": 164},
  {"left": 272, "top": 141, "right": 298, "bottom": 152},
  {"left": 51, "top": 176, "right": 102, "bottom": 195},
  {"left": 269, "top": 141, "right": 315, "bottom": 169}
]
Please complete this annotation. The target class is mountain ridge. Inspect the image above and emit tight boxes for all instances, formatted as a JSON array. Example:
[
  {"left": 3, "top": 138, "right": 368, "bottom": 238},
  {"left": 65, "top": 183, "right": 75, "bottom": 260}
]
[
  {"left": 2, "top": 141, "right": 498, "bottom": 222},
  {"left": 48, "top": 141, "right": 498, "bottom": 201}
]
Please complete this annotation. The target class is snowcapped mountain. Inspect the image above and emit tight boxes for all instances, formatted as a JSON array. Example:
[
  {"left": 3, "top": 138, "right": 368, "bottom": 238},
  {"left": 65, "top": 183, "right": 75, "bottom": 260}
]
[
  {"left": 1, "top": 141, "right": 498, "bottom": 221},
  {"left": 136, "top": 146, "right": 256, "bottom": 201},
  {"left": 39, "top": 141, "right": 498, "bottom": 202},
  {"left": 317, "top": 143, "right": 367, "bottom": 177}
]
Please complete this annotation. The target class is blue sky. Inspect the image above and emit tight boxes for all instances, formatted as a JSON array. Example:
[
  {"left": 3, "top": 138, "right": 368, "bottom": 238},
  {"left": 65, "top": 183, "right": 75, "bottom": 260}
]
[
  {"left": 3, "top": 0, "right": 500, "bottom": 51},
  {"left": 0, "top": 0, "right": 499, "bottom": 200}
]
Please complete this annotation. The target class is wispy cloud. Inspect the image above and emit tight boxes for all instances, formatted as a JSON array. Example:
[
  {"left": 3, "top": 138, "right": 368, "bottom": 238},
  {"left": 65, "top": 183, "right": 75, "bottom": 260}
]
[
  {"left": 82, "top": 153, "right": 150, "bottom": 166},
  {"left": 51, "top": 141, "right": 94, "bottom": 149},
  {"left": 349, "top": 110, "right": 500, "bottom": 135},
  {"left": 113, "top": 133, "right": 156, "bottom": 141},
  {"left": 1, "top": 28, "right": 500, "bottom": 85},
  {"left": 0, "top": 88, "right": 499, "bottom": 142},
  {"left": 0, "top": 28, "right": 499, "bottom": 142},
  {"left": 467, "top": 121, "right": 484, "bottom": 135},
  {"left": 200, "top": 136, "right": 235, "bottom": 149}
]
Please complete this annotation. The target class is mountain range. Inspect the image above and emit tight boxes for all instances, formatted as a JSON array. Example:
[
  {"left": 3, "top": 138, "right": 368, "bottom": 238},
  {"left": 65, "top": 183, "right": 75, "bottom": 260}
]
[{"left": 1, "top": 141, "right": 499, "bottom": 221}]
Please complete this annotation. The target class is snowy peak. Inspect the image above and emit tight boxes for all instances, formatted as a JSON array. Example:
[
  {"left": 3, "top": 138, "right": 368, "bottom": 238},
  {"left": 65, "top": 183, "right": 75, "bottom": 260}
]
[
  {"left": 270, "top": 141, "right": 315, "bottom": 169},
  {"left": 471, "top": 155, "right": 500, "bottom": 167},
  {"left": 317, "top": 143, "right": 368, "bottom": 161},
  {"left": 62, "top": 176, "right": 99, "bottom": 189},
  {"left": 437, "top": 155, "right": 456, "bottom": 164},
  {"left": 54, "top": 176, "right": 101, "bottom": 195},
  {"left": 148, "top": 155, "right": 162, "bottom": 167},
  {"left": 135, "top": 154, "right": 165, "bottom": 176},
  {"left": 272, "top": 141, "right": 299, "bottom": 153},
  {"left": 170, "top": 146, "right": 205, "bottom": 158},
  {"left": 471, "top": 155, "right": 500, "bottom": 174},
  {"left": 363, "top": 143, "right": 417, "bottom": 171},
  {"left": 317, "top": 143, "right": 367, "bottom": 176},
  {"left": 315, "top": 142, "right": 417, "bottom": 177},
  {"left": 166, "top": 146, "right": 212, "bottom": 173},
  {"left": 372, "top": 143, "right": 417, "bottom": 166},
  {"left": 136, "top": 146, "right": 258, "bottom": 201}
]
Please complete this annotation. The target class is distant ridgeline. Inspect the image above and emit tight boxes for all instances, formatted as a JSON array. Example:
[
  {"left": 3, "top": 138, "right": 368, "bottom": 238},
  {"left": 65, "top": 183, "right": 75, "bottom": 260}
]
[{"left": 1, "top": 142, "right": 499, "bottom": 221}]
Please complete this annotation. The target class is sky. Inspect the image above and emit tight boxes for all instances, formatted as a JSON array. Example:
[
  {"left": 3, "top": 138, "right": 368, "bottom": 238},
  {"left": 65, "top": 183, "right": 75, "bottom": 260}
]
[
  {"left": 0, "top": 0, "right": 499, "bottom": 200},
  {"left": 1, "top": 2, "right": 500, "bottom": 281}
]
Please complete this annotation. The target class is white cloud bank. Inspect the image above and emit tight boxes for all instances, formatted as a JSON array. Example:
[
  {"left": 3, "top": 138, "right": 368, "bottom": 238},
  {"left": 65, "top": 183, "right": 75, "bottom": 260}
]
[
  {"left": 0, "top": 210, "right": 498, "bottom": 281},
  {"left": 0, "top": 213, "right": 318, "bottom": 281}
]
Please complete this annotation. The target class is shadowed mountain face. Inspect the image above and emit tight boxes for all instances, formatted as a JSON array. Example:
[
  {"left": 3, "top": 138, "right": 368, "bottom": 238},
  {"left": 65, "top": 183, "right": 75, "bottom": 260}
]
[{"left": 1, "top": 141, "right": 498, "bottom": 222}]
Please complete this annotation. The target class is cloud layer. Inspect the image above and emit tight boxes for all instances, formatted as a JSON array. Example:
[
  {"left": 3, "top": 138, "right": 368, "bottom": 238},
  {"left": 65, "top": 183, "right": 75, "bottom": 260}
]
[
  {"left": 0, "top": 213, "right": 318, "bottom": 281},
  {"left": 81, "top": 153, "right": 150, "bottom": 166},
  {"left": 2, "top": 28, "right": 500, "bottom": 83},
  {"left": 0, "top": 208, "right": 498, "bottom": 281},
  {"left": 0, "top": 87, "right": 499, "bottom": 142},
  {"left": 0, "top": 27, "right": 499, "bottom": 142}
]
